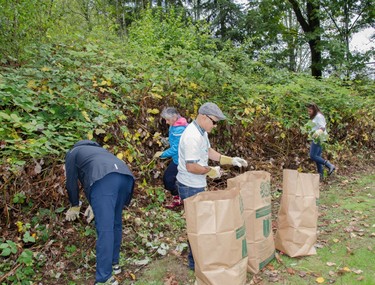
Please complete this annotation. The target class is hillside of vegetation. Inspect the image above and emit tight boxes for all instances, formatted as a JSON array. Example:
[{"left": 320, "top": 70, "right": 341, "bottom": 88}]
[{"left": 0, "top": 10, "right": 374, "bottom": 285}]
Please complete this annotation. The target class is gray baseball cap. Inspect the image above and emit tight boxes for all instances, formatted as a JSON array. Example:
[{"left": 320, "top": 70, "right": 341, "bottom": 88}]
[{"left": 198, "top": 102, "right": 226, "bottom": 120}]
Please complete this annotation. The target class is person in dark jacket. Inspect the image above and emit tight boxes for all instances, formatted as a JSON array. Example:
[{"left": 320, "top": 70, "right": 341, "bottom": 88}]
[{"left": 64, "top": 140, "right": 134, "bottom": 285}]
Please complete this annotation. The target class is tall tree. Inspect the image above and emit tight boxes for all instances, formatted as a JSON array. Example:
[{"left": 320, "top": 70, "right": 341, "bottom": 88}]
[
  {"left": 200, "top": 0, "right": 244, "bottom": 42},
  {"left": 243, "top": 0, "right": 309, "bottom": 72},
  {"left": 288, "top": 0, "right": 322, "bottom": 78}
]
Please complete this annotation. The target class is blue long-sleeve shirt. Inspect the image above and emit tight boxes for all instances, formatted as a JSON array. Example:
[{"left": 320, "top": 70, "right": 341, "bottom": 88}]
[
  {"left": 65, "top": 140, "right": 134, "bottom": 206},
  {"left": 160, "top": 117, "right": 188, "bottom": 164}
]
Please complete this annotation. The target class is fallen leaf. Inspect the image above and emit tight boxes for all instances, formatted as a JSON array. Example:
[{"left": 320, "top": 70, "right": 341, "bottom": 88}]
[
  {"left": 357, "top": 276, "right": 365, "bottom": 281},
  {"left": 129, "top": 272, "right": 136, "bottom": 280},
  {"left": 353, "top": 269, "right": 363, "bottom": 274},
  {"left": 350, "top": 233, "right": 357, "bottom": 238},
  {"left": 326, "top": 262, "right": 336, "bottom": 267},
  {"left": 249, "top": 275, "right": 263, "bottom": 284},
  {"left": 346, "top": 247, "right": 353, "bottom": 254},
  {"left": 328, "top": 271, "right": 335, "bottom": 276},
  {"left": 333, "top": 238, "right": 339, "bottom": 243},
  {"left": 286, "top": 267, "right": 295, "bottom": 275},
  {"left": 275, "top": 252, "right": 283, "bottom": 263},
  {"left": 164, "top": 273, "right": 179, "bottom": 285},
  {"left": 316, "top": 277, "right": 325, "bottom": 283},
  {"left": 338, "top": 267, "right": 351, "bottom": 275},
  {"left": 298, "top": 271, "right": 307, "bottom": 278}
]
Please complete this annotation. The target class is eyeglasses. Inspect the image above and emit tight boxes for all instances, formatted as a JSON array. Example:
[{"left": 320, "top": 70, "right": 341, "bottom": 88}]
[{"left": 206, "top": 115, "right": 218, "bottom": 125}]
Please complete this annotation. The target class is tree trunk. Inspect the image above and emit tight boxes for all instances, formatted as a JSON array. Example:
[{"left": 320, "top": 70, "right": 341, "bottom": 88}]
[{"left": 288, "top": 0, "right": 322, "bottom": 78}]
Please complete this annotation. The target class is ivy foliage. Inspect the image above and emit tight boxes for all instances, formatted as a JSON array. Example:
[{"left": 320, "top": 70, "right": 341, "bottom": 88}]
[{"left": 0, "top": 9, "right": 374, "bottom": 171}]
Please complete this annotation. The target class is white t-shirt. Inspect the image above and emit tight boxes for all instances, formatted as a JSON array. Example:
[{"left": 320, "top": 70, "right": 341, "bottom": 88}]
[
  {"left": 177, "top": 121, "right": 210, "bottom": 188},
  {"left": 312, "top": 113, "right": 328, "bottom": 135}
]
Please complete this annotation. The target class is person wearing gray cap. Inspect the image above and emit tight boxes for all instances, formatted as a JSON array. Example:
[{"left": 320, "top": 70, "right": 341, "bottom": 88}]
[{"left": 176, "top": 102, "right": 248, "bottom": 270}]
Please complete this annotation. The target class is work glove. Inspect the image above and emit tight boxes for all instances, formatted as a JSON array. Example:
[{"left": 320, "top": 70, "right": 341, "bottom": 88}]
[
  {"left": 312, "top": 129, "right": 324, "bottom": 138},
  {"left": 207, "top": 166, "right": 221, "bottom": 179},
  {"left": 84, "top": 205, "right": 95, "bottom": 223},
  {"left": 220, "top": 155, "right": 248, "bottom": 168},
  {"left": 153, "top": 151, "right": 163, "bottom": 159},
  {"left": 65, "top": 205, "right": 81, "bottom": 221}
]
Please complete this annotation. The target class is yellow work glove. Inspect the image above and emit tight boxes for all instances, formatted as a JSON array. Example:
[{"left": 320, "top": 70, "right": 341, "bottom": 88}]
[
  {"left": 207, "top": 166, "right": 221, "bottom": 179},
  {"left": 153, "top": 151, "right": 163, "bottom": 159},
  {"left": 84, "top": 205, "right": 95, "bottom": 223},
  {"left": 312, "top": 129, "right": 324, "bottom": 138},
  {"left": 65, "top": 205, "right": 81, "bottom": 221},
  {"left": 220, "top": 155, "right": 248, "bottom": 168}
]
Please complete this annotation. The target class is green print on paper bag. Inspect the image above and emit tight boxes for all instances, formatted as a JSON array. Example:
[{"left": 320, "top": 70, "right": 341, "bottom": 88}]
[
  {"left": 263, "top": 218, "right": 271, "bottom": 238},
  {"left": 260, "top": 181, "right": 271, "bottom": 198},
  {"left": 255, "top": 205, "right": 272, "bottom": 237}
]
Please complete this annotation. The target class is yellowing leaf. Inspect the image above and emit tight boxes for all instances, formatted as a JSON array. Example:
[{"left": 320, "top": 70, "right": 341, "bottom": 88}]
[
  {"left": 147, "top": 108, "right": 160, "bottom": 115},
  {"left": 82, "top": 111, "right": 91, "bottom": 122},
  {"left": 95, "top": 129, "right": 106, "bottom": 135},
  {"left": 27, "top": 80, "right": 37, "bottom": 89},
  {"left": 124, "top": 149, "right": 134, "bottom": 163},
  {"left": 116, "top": 152, "right": 124, "bottom": 160},
  {"left": 41, "top": 67, "right": 50, "bottom": 72},
  {"left": 342, "top": 267, "right": 351, "bottom": 272},
  {"left": 149, "top": 92, "right": 162, "bottom": 100},
  {"left": 333, "top": 238, "right": 339, "bottom": 243},
  {"left": 316, "top": 277, "right": 325, "bottom": 283},
  {"left": 87, "top": 132, "right": 93, "bottom": 140},
  {"left": 129, "top": 272, "right": 136, "bottom": 280},
  {"left": 244, "top": 107, "right": 255, "bottom": 115},
  {"left": 190, "top": 82, "right": 198, "bottom": 89},
  {"left": 16, "top": 221, "right": 23, "bottom": 233},
  {"left": 118, "top": 114, "right": 127, "bottom": 121},
  {"left": 280, "top": 133, "right": 286, "bottom": 139}
]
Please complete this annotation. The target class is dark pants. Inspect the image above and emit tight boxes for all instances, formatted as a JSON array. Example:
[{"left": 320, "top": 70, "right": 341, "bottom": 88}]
[
  {"left": 163, "top": 161, "right": 179, "bottom": 196},
  {"left": 310, "top": 141, "right": 326, "bottom": 176},
  {"left": 177, "top": 181, "right": 205, "bottom": 270},
  {"left": 89, "top": 173, "right": 134, "bottom": 283}
]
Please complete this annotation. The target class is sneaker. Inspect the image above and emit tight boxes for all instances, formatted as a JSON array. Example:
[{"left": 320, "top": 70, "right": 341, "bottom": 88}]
[
  {"left": 95, "top": 276, "right": 118, "bottom": 285},
  {"left": 165, "top": 196, "right": 183, "bottom": 209},
  {"left": 113, "top": 264, "right": 121, "bottom": 275}
]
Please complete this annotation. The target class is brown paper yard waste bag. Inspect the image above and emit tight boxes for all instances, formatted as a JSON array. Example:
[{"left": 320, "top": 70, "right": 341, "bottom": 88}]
[
  {"left": 274, "top": 169, "right": 320, "bottom": 257},
  {"left": 227, "top": 171, "right": 275, "bottom": 274},
  {"left": 184, "top": 188, "right": 248, "bottom": 285}
]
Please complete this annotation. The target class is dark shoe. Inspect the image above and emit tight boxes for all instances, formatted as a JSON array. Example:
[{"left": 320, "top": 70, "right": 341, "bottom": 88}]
[
  {"left": 113, "top": 264, "right": 121, "bottom": 275},
  {"left": 328, "top": 165, "right": 336, "bottom": 176},
  {"left": 165, "top": 196, "right": 183, "bottom": 209}
]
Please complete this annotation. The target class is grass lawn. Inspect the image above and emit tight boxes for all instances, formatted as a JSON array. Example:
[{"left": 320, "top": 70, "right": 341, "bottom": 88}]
[{"left": 121, "top": 170, "right": 375, "bottom": 285}]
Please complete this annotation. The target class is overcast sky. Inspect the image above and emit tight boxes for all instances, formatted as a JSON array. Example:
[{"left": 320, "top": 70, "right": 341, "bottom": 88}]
[{"left": 351, "top": 27, "right": 374, "bottom": 53}]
